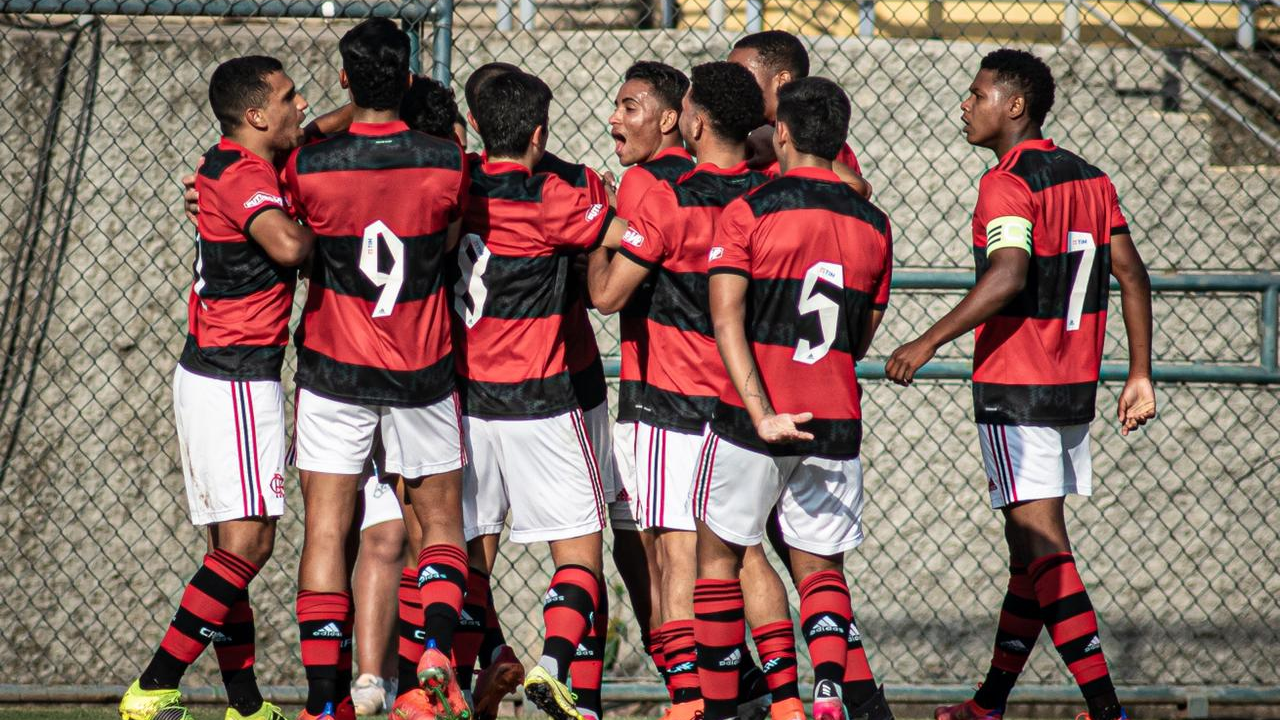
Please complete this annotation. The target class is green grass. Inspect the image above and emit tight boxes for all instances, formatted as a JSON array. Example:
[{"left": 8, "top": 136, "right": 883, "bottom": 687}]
[{"left": 0, "top": 706, "right": 268, "bottom": 720}]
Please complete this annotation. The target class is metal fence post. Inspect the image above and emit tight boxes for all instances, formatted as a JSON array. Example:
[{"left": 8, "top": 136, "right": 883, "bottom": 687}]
[
  {"left": 746, "top": 0, "right": 764, "bottom": 32},
  {"left": 858, "top": 0, "right": 876, "bottom": 37},
  {"left": 519, "top": 0, "right": 535, "bottom": 29},
  {"left": 497, "top": 0, "right": 514, "bottom": 31},
  {"left": 432, "top": 0, "right": 453, "bottom": 84},
  {"left": 1063, "top": 0, "right": 1081, "bottom": 44},
  {"left": 1237, "top": 0, "right": 1257, "bottom": 50}
]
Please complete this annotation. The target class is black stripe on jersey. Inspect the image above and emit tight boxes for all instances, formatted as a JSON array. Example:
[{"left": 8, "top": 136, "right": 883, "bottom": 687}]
[
  {"left": 199, "top": 146, "right": 244, "bottom": 180},
  {"left": 194, "top": 235, "right": 295, "bottom": 299},
  {"left": 672, "top": 170, "right": 769, "bottom": 209},
  {"left": 1004, "top": 148, "right": 1106, "bottom": 193},
  {"left": 179, "top": 336, "right": 285, "bottom": 381},
  {"left": 456, "top": 252, "right": 567, "bottom": 320},
  {"left": 636, "top": 384, "right": 716, "bottom": 433},
  {"left": 643, "top": 155, "right": 697, "bottom": 182},
  {"left": 743, "top": 176, "right": 889, "bottom": 236},
  {"left": 1111, "top": 224, "right": 1130, "bottom": 236},
  {"left": 469, "top": 167, "right": 549, "bottom": 202},
  {"left": 742, "top": 278, "right": 874, "bottom": 358},
  {"left": 294, "top": 345, "right": 456, "bottom": 407},
  {"left": 617, "top": 379, "right": 645, "bottom": 423},
  {"left": 535, "top": 152, "right": 589, "bottom": 187},
  {"left": 974, "top": 244, "right": 1111, "bottom": 321},
  {"left": 649, "top": 268, "right": 712, "bottom": 336},
  {"left": 295, "top": 130, "right": 463, "bottom": 175},
  {"left": 972, "top": 381, "right": 1098, "bottom": 426},
  {"left": 310, "top": 232, "right": 449, "bottom": 303},
  {"left": 458, "top": 372, "right": 579, "bottom": 419},
  {"left": 571, "top": 354, "right": 608, "bottom": 412},
  {"left": 711, "top": 402, "right": 862, "bottom": 459}
]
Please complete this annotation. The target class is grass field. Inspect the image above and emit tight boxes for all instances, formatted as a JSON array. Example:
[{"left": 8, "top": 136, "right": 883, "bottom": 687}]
[{"left": 0, "top": 706, "right": 265, "bottom": 720}]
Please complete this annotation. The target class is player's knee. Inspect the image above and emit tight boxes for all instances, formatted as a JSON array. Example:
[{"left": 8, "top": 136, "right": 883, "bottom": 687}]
[{"left": 361, "top": 522, "right": 406, "bottom": 563}]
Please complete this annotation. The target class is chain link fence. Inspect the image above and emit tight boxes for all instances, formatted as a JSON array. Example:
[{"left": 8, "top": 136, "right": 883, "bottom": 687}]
[{"left": 0, "top": 0, "right": 1278, "bottom": 708}]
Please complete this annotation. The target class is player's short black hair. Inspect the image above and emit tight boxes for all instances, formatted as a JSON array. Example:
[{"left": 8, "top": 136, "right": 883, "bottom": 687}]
[
  {"left": 688, "top": 62, "right": 764, "bottom": 144},
  {"left": 776, "top": 77, "right": 849, "bottom": 161},
  {"left": 980, "top": 48, "right": 1055, "bottom": 126},
  {"left": 339, "top": 18, "right": 410, "bottom": 111},
  {"left": 209, "top": 55, "right": 283, "bottom": 135},
  {"left": 733, "top": 30, "right": 809, "bottom": 79},
  {"left": 623, "top": 61, "right": 689, "bottom": 112},
  {"left": 474, "top": 71, "right": 552, "bottom": 157},
  {"left": 464, "top": 61, "right": 521, "bottom": 115},
  {"left": 401, "top": 75, "right": 460, "bottom": 140}
]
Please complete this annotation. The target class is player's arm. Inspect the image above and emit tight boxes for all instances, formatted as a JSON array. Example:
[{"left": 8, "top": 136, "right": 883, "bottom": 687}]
[
  {"left": 586, "top": 237, "right": 648, "bottom": 314},
  {"left": 710, "top": 272, "right": 814, "bottom": 443},
  {"left": 1110, "top": 232, "right": 1156, "bottom": 435},
  {"left": 831, "top": 161, "right": 872, "bottom": 200},
  {"left": 303, "top": 103, "right": 353, "bottom": 143},
  {"left": 885, "top": 245, "right": 1029, "bottom": 386},
  {"left": 853, "top": 309, "right": 886, "bottom": 361},
  {"left": 246, "top": 208, "right": 313, "bottom": 267}
]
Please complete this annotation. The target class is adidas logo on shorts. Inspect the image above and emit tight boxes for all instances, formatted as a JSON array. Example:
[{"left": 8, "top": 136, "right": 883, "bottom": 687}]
[
  {"left": 313, "top": 622, "right": 343, "bottom": 638},
  {"left": 809, "top": 615, "right": 844, "bottom": 636},
  {"left": 719, "top": 648, "right": 742, "bottom": 668}
]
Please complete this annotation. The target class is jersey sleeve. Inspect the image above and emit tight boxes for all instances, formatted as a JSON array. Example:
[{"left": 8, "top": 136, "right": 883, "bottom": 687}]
[
  {"left": 873, "top": 220, "right": 892, "bottom": 310},
  {"left": 615, "top": 165, "right": 655, "bottom": 222},
  {"left": 708, "top": 198, "right": 754, "bottom": 278},
  {"left": 836, "top": 142, "right": 863, "bottom": 177},
  {"left": 280, "top": 147, "right": 307, "bottom": 222},
  {"left": 215, "top": 158, "right": 288, "bottom": 234},
  {"left": 974, "top": 170, "right": 1034, "bottom": 256},
  {"left": 1108, "top": 179, "right": 1130, "bottom": 237},
  {"left": 450, "top": 148, "right": 470, "bottom": 223},
  {"left": 616, "top": 183, "right": 672, "bottom": 269},
  {"left": 539, "top": 171, "right": 615, "bottom": 252}
]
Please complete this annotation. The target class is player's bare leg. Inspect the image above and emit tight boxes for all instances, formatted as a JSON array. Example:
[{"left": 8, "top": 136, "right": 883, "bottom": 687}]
[
  {"left": 352, "top": 512, "right": 405, "bottom": 715},
  {"left": 654, "top": 528, "right": 702, "bottom": 719},
  {"left": 612, "top": 527, "right": 662, "bottom": 672}
]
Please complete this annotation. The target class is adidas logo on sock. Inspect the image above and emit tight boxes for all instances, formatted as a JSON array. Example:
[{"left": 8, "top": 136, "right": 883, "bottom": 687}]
[
  {"left": 460, "top": 609, "right": 481, "bottom": 627},
  {"left": 198, "top": 627, "right": 231, "bottom": 643},
  {"left": 418, "top": 565, "right": 445, "bottom": 583},
  {"left": 668, "top": 661, "right": 695, "bottom": 674},
  {"left": 543, "top": 589, "right": 566, "bottom": 606},
  {"left": 576, "top": 643, "right": 592, "bottom": 657},
  {"left": 848, "top": 622, "right": 862, "bottom": 643},
  {"left": 762, "top": 658, "right": 783, "bottom": 673},
  {"left": 313, "top": 622, "right": 343, "bottom": 638},
  {"left": 1084, "top": 635, "right": 1102, "bottom": 653},
  {"left": 809, "top": 615, "right": 844, "bottom": 636},
  {"left": 719, "top": 648, "right": 742, "bottom": 668},
  {"left": 999, "top": 639, "right": 1030, "bottom": 653}
]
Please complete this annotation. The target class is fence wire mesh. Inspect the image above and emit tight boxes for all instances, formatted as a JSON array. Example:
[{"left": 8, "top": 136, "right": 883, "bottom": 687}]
[{"left": 0, "top": 0, "right": 1278, "bottom": 700}]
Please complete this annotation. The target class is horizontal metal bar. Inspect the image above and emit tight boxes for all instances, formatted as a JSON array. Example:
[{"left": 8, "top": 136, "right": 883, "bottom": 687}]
[
  {"left": 0, "top": 0, "right": 437, "bottom": 22},
  {"left": 856, "top": 359, "right": 1280, "bottom": 383},
  {"left": 892, "top": 270, "right": 1280, "bottom": 292}
]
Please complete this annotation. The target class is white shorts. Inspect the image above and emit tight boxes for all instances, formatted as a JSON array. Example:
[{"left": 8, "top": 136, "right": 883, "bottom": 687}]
[
  {"left": 583, "top": 401, "right": 618, "bottom": 504},
  {"left": 360, "top": 475, "right": 403, "bottom": 531},
  {"left": 633, "top": 422, "right": 705, "bottom": 532},
  {"left": 293, "top": 389, "right": 464, "bottom": 478},
  {"left": 609, "top": 421, "right": 641, "bottom": 531},
  {"left": 979, "top": 423, "right": 1093, "bottom": 509},
  {"left": 462, "top": 408, "right": 605, "bottom": 544},
  {"left": 692, "top": 434, "right": 865, "bottom": 556},
  {"left": 173, "top": 365, "right": 287, "bottom": 526}
]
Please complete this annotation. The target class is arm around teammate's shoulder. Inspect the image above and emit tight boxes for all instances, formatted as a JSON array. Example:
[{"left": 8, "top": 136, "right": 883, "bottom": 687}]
[{"left": 247, "top": 208, "right": 313, "bottom": 267}]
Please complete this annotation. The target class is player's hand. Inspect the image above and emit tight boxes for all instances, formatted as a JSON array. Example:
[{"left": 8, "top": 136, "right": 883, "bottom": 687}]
[
  {"left": 181, "top": 156, "right": 203, "bottom": 223},
  {"left": 1117, "top": 375, "right": 1156, "bottom": 436},
  {"left": 599, "top": 169, "right": 618, "bottom": 207},
  {"left": 756, "top": 412, "right": 815, "bottom": 443},
  {"left": 885, "top": 337, "right": 936, "bottom": 386}
]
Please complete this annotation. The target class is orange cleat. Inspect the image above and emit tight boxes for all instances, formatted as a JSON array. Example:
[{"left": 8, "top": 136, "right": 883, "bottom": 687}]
[
  {"left": 934, "top": 700, "right": 1002, "bottom": 720},
  {"left": 417, "top": 643, "right": 471, "bottom": 720},
  {"left": 472, "top": 645, "right": 525, "bottom": 720},
  {"left": 770, "top": 697, "right": 807, "bottom": 720},
  {"left": 666, "top": 699, "right": 704, "bottom": 720},
  {"left": 390, "top": 688, "right": 439, "bottom": 720},
  {"left": 297, "top": 698, "right": 355, "bottom": 720}
]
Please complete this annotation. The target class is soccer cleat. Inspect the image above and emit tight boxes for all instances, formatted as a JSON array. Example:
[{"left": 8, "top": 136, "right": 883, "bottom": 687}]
[
  {"left": 1074, "top": 708, "right": 1128, "bottom": 720},
  {"left": 934, "top": 700, "right": 1000, "bottom": 720},
  {"left": 472, "top": 645, "right": 525, "bottom": 720},
  {"left": 736, "top": 667, "right": 771, "bottom": 720},
  {"left": 119, "top": 680, "right": 195, "bottom": 720},
  {"left": 665, "top": 698, "right": 704, "bottom": 720},
  {"left": 523, "top": 665, "right": 583, "bottom": 720},
  {"left": 417, "top": 643, "right": 471, "bottom": 720},
  {"left": 848, "top": 685, "right": 895, "bottom": 720},
  {"left": 226, "top": 702, "right": 289, "bottom": 720},
  {"left": 812, "top": 680, "right": 845, "bottom": 720},
  {"left": 352, "top": 673, "right": 391, "bottom": 716},
  {"left": 769, "top": 697, "right": 806, "bottom": 720},
  {"left": 296, "top": 702, "right": 336, "bottom": 720},
  {"left": 391, "top": 688, "right": 441, "bottom": 720}
]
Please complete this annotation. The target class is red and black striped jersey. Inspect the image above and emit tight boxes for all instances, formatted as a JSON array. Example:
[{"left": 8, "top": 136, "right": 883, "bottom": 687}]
[
  {"left": 763, "top": 142, "right": 862, "bottom": 179},
  {"left": 180, "top": 138, "right": 296, "bottom": 381},
  {"left": 620, "top": 162, "right": 769, "bottom": 433},
  {"left": 614, "top": 146, "right": 696, "bottom": 423},
  {"left": 708, "top": 166, "right": 892, "bottom": 459},
  {"left": 451, "top": 160, "right": 614, "bottom": 419},
  {"left": 282, "top": 121, "right": 467, "bottom": 406},
  {"left": 971, "top": 138, "right": 1127, "bottom": 426},
  {"left": 533, "top": 152, "right": 609, "bottom": 412}
]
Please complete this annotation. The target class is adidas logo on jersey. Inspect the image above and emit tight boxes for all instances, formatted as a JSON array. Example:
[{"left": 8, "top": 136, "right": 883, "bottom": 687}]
[
  {"left": 419, "top": 565, "right": 445, "bottom": 584},
  {"left": 622, "top": 227, "right": 644, "bottom": 248},
  {"left": 586, "top": 204, "right": 604, "bottom": 222},
  {"left": 719, "top": 648, "right": 742, "bottom": 668},
  {"left": 543, "top": 589, "right": 566, "bottom": 606},
  {"left": 1084, "top": 635, "right": 1102, "bottom": 653},
  {"left": 999, "top": 638, "right": 1030, "bottom": 653},
  {"left": 312, "top": 622, "right": 343, "bottom": 638},
  {"left": 708, "top": 246, "right": 724, "bottom": 261},
  {"left": 668, "top": 661, "right": 695, "bottom": 674},
  {"left": 242, "top": 191, "right": 283, "bottom": 210},
  {"left": 199, "top": 626, "right": 231, "bottom": 643},
  {"left": 808, "top": 615, "right": 844, "bottom": 636}
]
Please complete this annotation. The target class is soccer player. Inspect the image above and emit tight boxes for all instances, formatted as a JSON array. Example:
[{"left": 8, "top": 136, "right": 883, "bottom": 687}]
[
  {"left": 451, "top": 69, "right": 627, "bottom": 720},
  {"left": 605, "top": 59, "right": 694, "bottom": 694},
  {"left": 697, "top": 77, "right": 895, "bottom": 720},
  {"left": 586, "top": 61, "right": 780, "bottom": 720},
  {"left": 119, "top": 55, "right": 311, "bottom": 720},
  {"left": 728, "top": 30, "right": 870, "bottom": 198},
  {"left": 402, "top": 74, "right": 467, "bottom": 147},
  {"left": 351, "top": 463, "right": 406, "bottom": 716},
  {"left": 885, "top": 49, "right": 1156, "bottom": 720},
  {"left": 281, "top": 19, "right": 471, "bottom": 720}
]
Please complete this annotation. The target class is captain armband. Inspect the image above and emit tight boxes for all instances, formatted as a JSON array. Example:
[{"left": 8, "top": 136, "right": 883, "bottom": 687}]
[{"left": 984, "top": 215, "right": 1033, "bottom": 256}]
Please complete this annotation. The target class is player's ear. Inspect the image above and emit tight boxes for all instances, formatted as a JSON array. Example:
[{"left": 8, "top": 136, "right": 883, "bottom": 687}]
[
  {"left": 659, "top": 107, "right": 679, "bottom": 135},
  {"left": 467, "top": 111, "right": 480, "bottom": 134},
  {"left": 530, "top": 124, "right": 547, "bottom": 154},
  {"left": 774, "top": 119, "right": 790, "bottom": 151},
  {"left": 1008, "top": 92, "right": 1026, "bottom": 120},
  {"left": 245, "top": 105, "right": 269, "bottom": 132},
  {"left": 339, "top": 68, "right": 349, "bottom": 90}
]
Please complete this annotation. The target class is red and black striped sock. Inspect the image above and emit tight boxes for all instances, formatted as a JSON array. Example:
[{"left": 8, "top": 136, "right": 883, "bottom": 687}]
[
  {"left": 397, "top": 568, "right": 426, "bottom": 699},
  {"left": 752, "top": 620, "right": 799, "bottom": 703},
  {"left": 799, "top": 570, "right": 854, "bottom": 692},
  {"left": 454, "top": 568, "right": 491, "bottom": 691},
  {"left": 693, "top": 579, "right": 745, "bottom": 720},
  {"left": 662, "top": 619, "right": 701, "bottom": 704},
  {"left": 841, "top": 613, "right": 877, "bottom": 710},
  {"left": 297, "top": 590, "right": 352, "bottom": 715},
  {"left": 140, "top": 549, "right": 260, "bottom": 691},
  {"left": 1028, "top": 553, "right": 1120, "bottom": 719},
  {"left": 418, "top": 544, "right": 469, "bottom": 656},
  {"left": 570, "top": 580, "right": 608, "bottom": 718},
  {"left": 213, "top": 589, "right": 263, "bottom": 716},
  {"left": 540, "top": 565, "right": 600, "bottom": 682},
  {"left": 650, "top": 626, "right": 673, "bottom": 698},
  {"left": 973, "top": 565, "right": 1041, "bottom": 712}
]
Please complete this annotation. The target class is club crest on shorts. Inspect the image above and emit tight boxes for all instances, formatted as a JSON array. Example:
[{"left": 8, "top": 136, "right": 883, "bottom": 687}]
[{"left": 271, "top": 473, "right": 285, "bottom": 498}]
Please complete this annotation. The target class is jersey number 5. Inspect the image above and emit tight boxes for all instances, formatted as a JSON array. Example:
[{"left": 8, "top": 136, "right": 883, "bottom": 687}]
[
  {"left": 454, "top": 233, "right": 491, "bottom": 328},
  {"left": 1065, "top": 231, "right": 1096, "bottom": 332},
  {"left": 794, "top": 261, "right": 844, "bottom": 365},
  {"left": 360, "top": 220, "right": 405, "bottom": 318}
]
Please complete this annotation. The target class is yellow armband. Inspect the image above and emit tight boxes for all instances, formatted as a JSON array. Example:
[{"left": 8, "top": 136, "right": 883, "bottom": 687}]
[{"left": 985, "top": 215, "right": 1033, "bottom": 256}]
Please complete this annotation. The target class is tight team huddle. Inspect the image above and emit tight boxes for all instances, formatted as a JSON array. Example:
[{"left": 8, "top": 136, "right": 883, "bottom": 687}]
[{"left": 119, "top": 17, "right": 1158, "bottom": 720}]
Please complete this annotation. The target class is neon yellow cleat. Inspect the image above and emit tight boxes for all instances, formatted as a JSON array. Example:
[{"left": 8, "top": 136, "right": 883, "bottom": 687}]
[
  {"left": 226, "top": 701, "right": 290, "bottom": 720},
  {"left": 119, "top": 679, "right": 194, "bottom": 720},
  {"left": 522, "top": 666, "right": 582, "bottom": 720}
]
